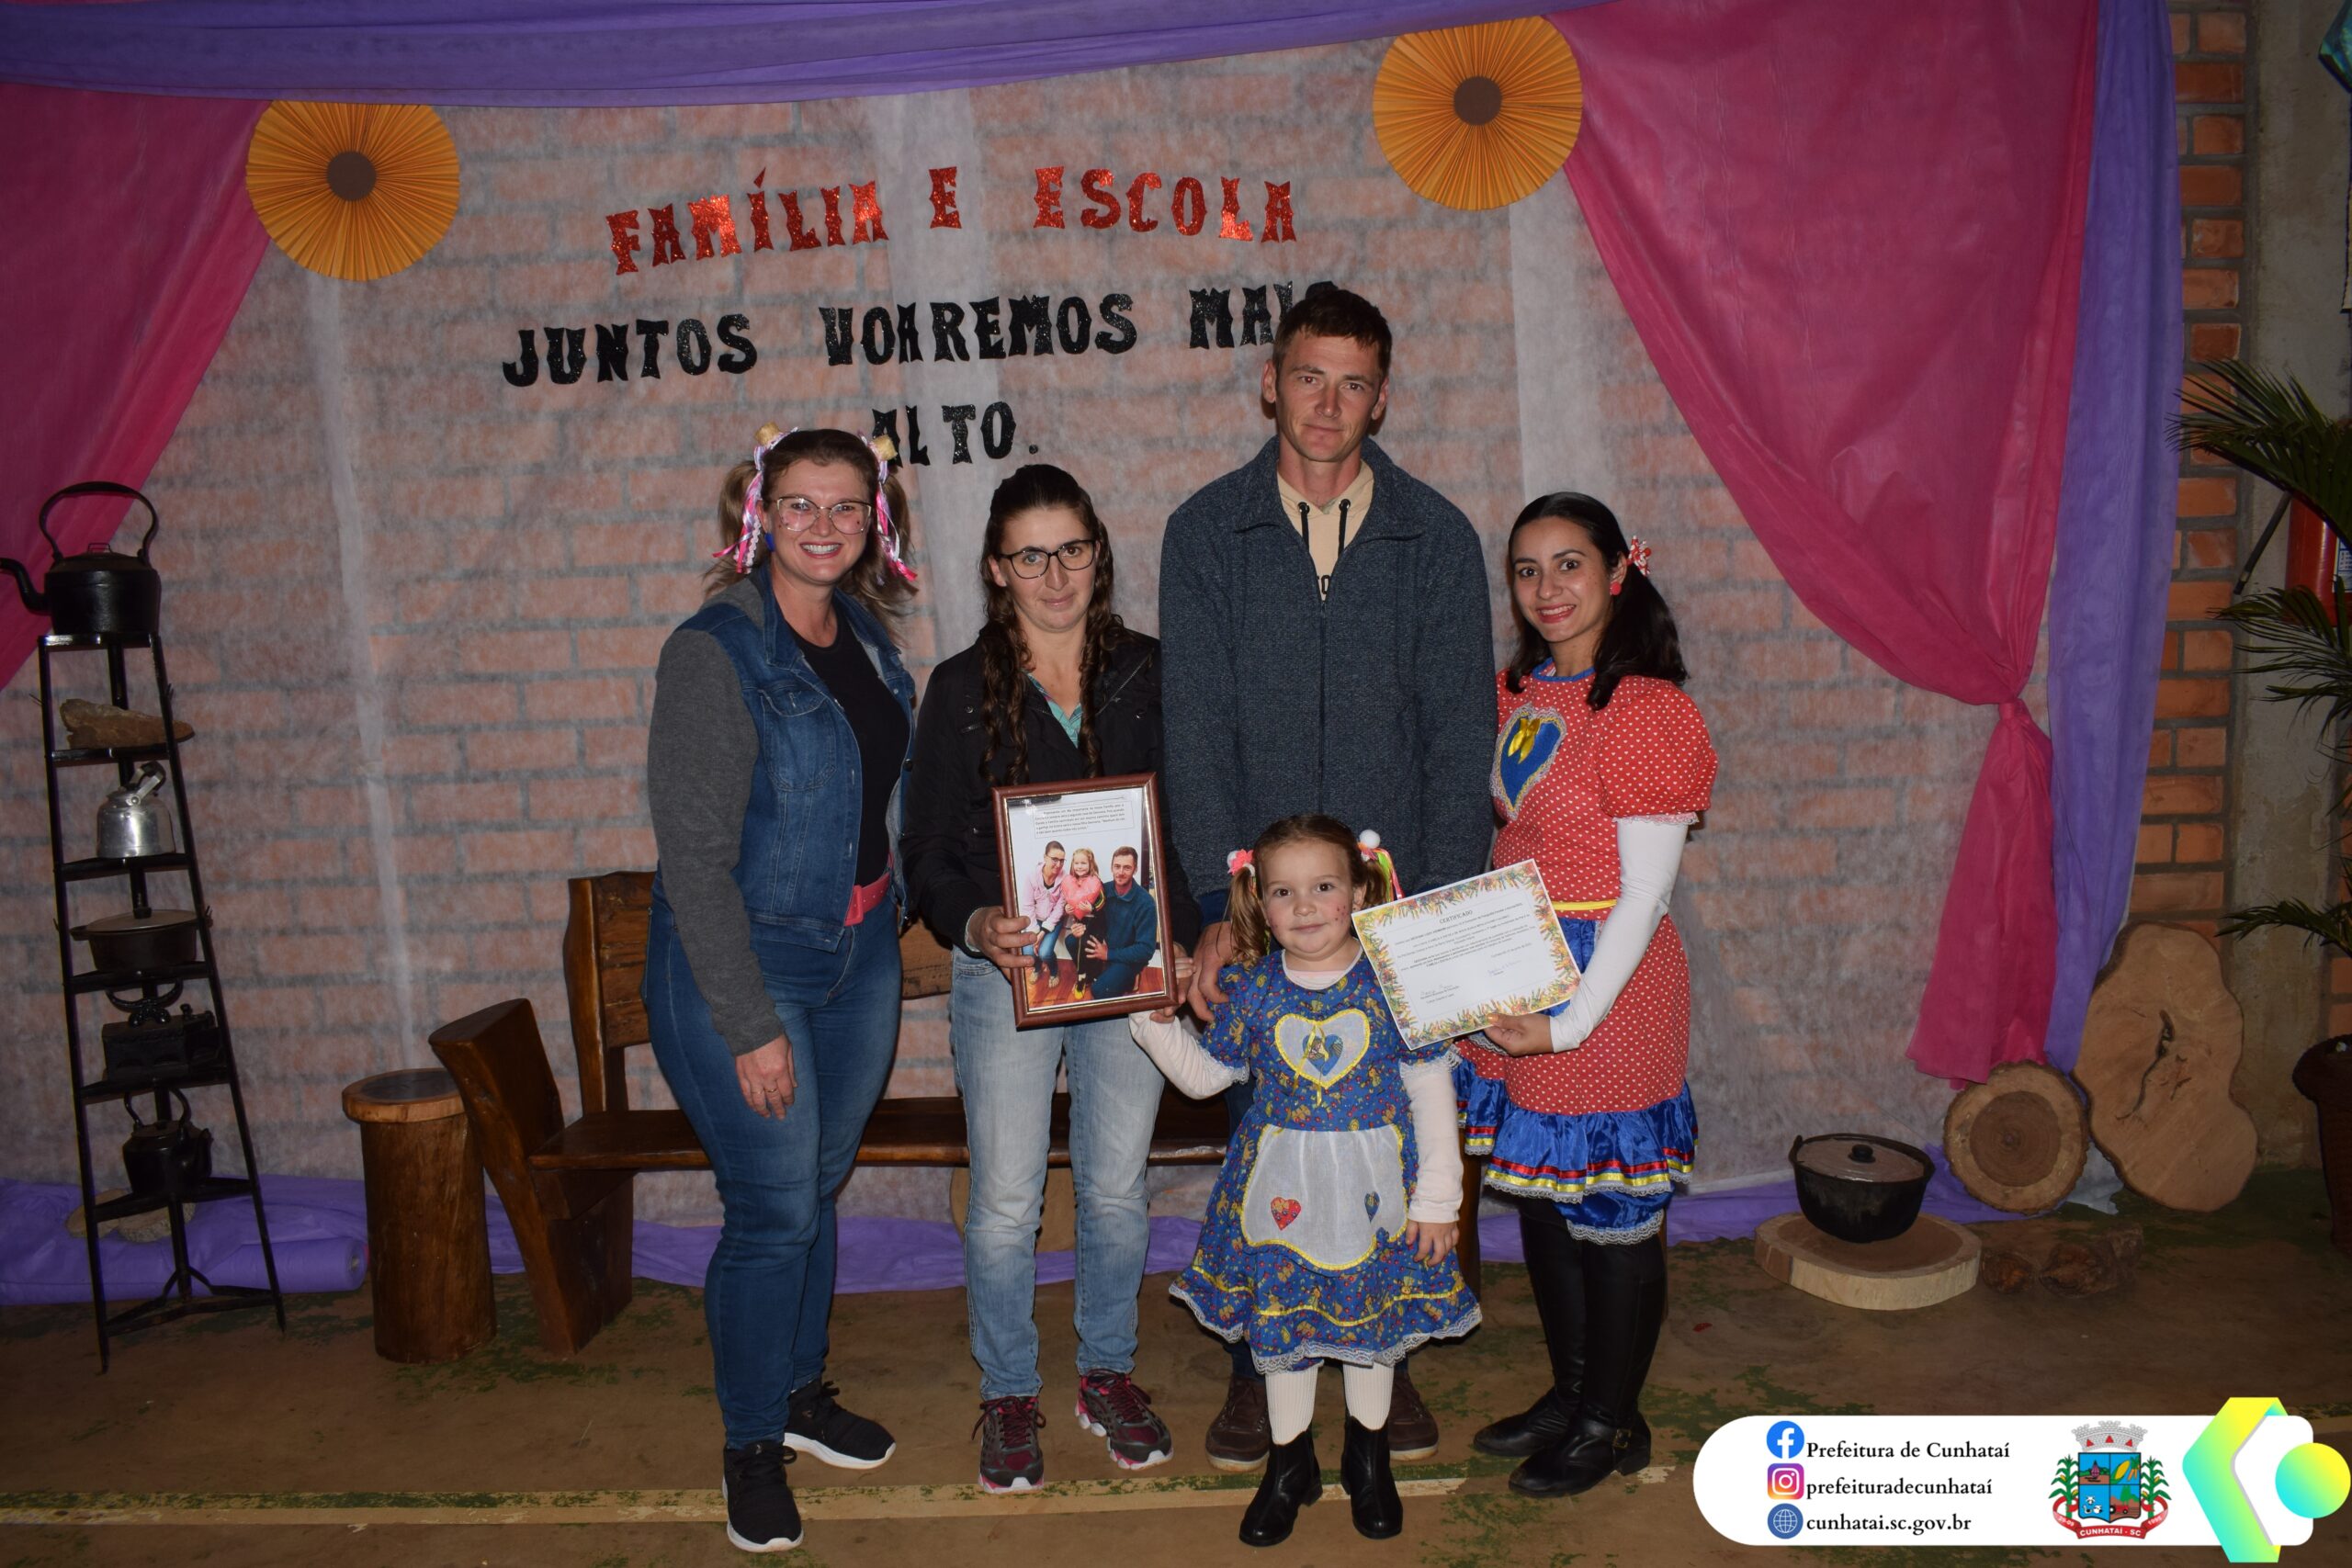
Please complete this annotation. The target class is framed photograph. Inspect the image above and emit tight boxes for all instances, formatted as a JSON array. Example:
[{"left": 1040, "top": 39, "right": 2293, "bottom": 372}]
[{"left": 989, "top": 771, "right": 1181, "bottom": 1027}]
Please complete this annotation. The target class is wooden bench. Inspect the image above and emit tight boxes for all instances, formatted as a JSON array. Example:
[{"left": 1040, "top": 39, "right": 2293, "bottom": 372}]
[{"left": 429, "top": 871, "right": 1232, "bottom": 1355}]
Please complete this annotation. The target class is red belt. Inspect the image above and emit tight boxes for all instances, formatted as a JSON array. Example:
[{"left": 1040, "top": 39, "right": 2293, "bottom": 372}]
[{"left": 844, "top": 869, "right": 893, "bottom": 927}]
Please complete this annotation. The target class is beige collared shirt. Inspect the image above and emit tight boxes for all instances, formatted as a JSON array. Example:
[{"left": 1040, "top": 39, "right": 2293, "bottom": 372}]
[{"left": 1275, "top": 463, "right": 1375, "bottom": 600}]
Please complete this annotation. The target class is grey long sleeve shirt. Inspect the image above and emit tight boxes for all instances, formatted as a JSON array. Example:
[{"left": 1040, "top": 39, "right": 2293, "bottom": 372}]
[{"left": 644, "top": 581, "right": 777, "bottom": 1057}]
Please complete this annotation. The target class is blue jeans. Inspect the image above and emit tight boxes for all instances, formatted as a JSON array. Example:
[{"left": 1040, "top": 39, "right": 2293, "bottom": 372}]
[
  {"left": 646, "top": 896, "right": 901, "bottom": 1447},
  {"left": 950, "top": 950, "right": 1163, "bottom": 1399}
]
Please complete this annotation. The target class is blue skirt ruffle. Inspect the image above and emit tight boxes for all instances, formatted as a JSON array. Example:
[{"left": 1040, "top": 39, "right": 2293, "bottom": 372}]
[{"left": 1457, "top": 1066, "right": 1696, "bottom": 1243}]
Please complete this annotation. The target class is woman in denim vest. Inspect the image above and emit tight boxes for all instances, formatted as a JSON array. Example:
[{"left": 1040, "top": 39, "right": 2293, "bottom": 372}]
[
  {"left": 901, "top": 465, "right": 1200, "bottom": 1494},
  {"left": 644, "top": 425, "right": 917, "bottom": 1555}
]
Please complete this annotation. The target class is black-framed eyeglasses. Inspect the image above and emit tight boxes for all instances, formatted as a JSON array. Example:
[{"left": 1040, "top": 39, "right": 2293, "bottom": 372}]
[
  {"left": 771, "top": 496, "right": 875, "bottom": 533},
  {"left": 999, "top": 539, "right": 1099, "bottom": 578}
]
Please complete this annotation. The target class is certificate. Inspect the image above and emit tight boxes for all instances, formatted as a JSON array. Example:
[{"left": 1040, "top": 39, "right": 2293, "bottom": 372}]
[{"left": 1351, "top": 862, "right": 1580, "bottom": 1048}]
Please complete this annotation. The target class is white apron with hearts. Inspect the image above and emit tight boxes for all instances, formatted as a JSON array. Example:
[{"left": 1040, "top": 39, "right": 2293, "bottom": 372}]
[{"left": 1239, "top": 1124, "right": 1409, "bottom": 1269}]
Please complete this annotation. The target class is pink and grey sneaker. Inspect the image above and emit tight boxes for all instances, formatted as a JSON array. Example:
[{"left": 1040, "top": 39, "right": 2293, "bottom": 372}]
[
  {"left": 974, "top": 1394, "right": 1046, "bottom": 1493},
  {"left": 1075, "top": 1370, "right": 1173, "bottom": 1470}
]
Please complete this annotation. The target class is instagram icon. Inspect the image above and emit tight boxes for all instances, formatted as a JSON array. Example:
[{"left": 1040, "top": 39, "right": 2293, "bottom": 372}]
[{"left": 1766, "top": 1464, "right": 1805, "bottom": 1501}]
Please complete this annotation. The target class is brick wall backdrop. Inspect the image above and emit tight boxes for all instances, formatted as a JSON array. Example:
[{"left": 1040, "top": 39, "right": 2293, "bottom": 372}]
[
  {"left": 0, "top": 38, "right": 2080, "bottom": 1221},
  {"left": 2142, "top": 0, "right": 2246, "bottom": 935}
]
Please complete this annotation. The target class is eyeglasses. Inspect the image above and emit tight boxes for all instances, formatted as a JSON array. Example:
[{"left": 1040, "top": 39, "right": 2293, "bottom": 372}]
[
  {"left": 771, "top": 496, "right": 874, "bottom": 533},
  {"left": 999, "top": 539, "right": 1099, "bottom": 578}
]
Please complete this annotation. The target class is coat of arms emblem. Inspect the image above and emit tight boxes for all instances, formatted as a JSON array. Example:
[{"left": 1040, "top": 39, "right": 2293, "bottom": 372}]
[{"left": 2052, "top": 1421, "right": 2169, "bottom": 1539}]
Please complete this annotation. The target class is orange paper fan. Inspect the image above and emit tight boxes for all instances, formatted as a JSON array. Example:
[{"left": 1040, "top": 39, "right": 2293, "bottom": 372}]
[
  {"left": 246, "top": 102, "right": 459, "bottom": 281},
  {"left": 1374, "top": 18, "right": 1584, "bottom": 212}
]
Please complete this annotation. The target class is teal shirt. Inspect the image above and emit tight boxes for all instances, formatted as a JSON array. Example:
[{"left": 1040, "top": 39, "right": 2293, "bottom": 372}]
[{"left": 1030, "top": 676, "right": 1083, "bottom": 745}]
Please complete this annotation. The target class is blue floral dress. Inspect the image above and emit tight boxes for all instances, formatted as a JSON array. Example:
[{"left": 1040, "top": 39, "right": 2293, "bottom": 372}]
[{"left": 1170, "top": 953, "right": 1482, "bottom": 1372}]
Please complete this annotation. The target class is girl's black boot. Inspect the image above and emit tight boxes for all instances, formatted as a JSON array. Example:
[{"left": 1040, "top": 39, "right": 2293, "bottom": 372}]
[
  {"left": 1238, "top": 1429, "right": 1322, "bottom": 1547},
  {"left": 1340, "top": 1416, "right": 1403, "bottom": 1539},
  {"left": 1473, "top": 1201, "right": 1586, "bottom": 1457}
]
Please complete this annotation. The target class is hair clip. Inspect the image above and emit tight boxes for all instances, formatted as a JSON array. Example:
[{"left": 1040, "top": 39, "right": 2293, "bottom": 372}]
[
  {"left": 717, "top": 422, "right": 792, "bottom": 572},
  {"left": 1227, "top": 849, "right": 1254, "bottom": 876},
  {"left": 1625, "top": 536, "right": 1653, "bottom": 576},
  {"left": 866, "top": 433, "right": 918, "bottom": 585}
]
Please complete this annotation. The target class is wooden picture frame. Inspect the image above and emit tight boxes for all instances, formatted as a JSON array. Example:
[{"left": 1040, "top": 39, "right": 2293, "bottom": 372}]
[{"left": 989, "top": 771, "right": 1180, "bottom": 1027}]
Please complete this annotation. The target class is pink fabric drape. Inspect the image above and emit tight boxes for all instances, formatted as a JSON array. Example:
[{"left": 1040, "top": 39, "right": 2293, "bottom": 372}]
[
  {"left": 1555, "top": 0, "right": 2099, "bottom": 1081},
  {"left": 0, "top": 83, "right": 267, "bottom": 682}
]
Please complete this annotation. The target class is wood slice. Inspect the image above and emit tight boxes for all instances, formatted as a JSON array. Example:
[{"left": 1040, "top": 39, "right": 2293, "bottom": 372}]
[
  {"left": 1755, "top": 1212, "right": 1981, "bottom": 1311},
  {"left": 1942, "top": 1062, "right": 2087, "bottom": 1212},
  {"left": 2076, "top": 923, "right": 2258, "bottom": 1212}
]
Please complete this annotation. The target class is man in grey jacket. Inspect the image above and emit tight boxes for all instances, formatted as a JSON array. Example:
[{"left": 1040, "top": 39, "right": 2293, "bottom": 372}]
[{"left": 1159, "top": 287, "right": 1495, "bottom": 1470}]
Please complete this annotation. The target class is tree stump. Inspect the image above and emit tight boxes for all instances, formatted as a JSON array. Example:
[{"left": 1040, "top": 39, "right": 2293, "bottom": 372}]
[
  {"left": 344, "top": 1067, "right": 496, "bottom": 1364},
  {"left": 1943, "top": 1062, "right": 2087, "bottom": 1212},
  {"left": 2075, "top": 923, "right": 2258, "bottom": 1213}
]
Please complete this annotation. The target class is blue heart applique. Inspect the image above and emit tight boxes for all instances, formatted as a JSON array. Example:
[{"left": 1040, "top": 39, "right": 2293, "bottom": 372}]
[{"left": 1495, "top": 708, "right": 1565, "bottom": 812}]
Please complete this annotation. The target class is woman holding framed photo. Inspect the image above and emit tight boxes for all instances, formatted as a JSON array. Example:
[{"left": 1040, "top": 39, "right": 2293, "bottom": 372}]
[{"left": 903, "top": 464, "right": 1199, "bottom": 1494}]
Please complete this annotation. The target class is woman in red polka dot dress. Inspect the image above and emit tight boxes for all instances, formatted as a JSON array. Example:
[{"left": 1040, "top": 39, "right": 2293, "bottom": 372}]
[{"left": 1457, "top": 491, "right": 1716, "bottom": 1499}]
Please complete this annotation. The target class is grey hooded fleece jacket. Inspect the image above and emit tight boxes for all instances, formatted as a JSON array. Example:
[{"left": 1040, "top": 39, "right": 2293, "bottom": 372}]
[{"left": 1159, "top": 436, "right": 1496, "bottom": 919}]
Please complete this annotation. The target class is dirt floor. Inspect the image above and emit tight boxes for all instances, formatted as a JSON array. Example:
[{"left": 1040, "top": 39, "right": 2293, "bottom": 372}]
[{"left": 3, "top": 1170, "right": 2346, "bottom": 1568}]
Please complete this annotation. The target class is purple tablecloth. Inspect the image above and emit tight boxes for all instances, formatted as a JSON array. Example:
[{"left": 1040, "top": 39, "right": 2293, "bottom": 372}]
[{"left": 2, "top": 1145, "right": 2019, "bottom": 1307}]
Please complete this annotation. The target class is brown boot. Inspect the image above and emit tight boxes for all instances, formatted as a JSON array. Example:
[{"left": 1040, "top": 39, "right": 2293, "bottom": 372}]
[
  {"left": 1205, "top": 1372, "right": 1272, "bottom": 1471},
  {"left": 1386, "top": 1362, "right": 1439, "bottom": 1459}
]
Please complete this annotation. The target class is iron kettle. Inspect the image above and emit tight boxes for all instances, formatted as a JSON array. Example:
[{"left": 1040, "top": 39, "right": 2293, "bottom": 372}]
[
  {"left": 121, "top": 1089, "right": 213, "bottom": 1197},
  {"left": 1, "top": 481, "right": 162, "bottom": 639}
]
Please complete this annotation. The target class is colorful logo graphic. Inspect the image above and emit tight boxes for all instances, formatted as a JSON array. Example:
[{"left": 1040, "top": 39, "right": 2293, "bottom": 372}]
[
  {"left": 1767, "top": 1503, "right": 1804, "bottom": 1539},
  {"left": 2052, "top": 1421, "right": 2169, "bottom": 1540},
  {"left": 1766, "top": 1463, "right": 1805, "bottom": 1501},
  {"left": 1766, "top": 1420, "right": 1805, "bottom": 1461},
  {"left": 2186, "top": 1396, "right": 2351, "bottom": 1562}
]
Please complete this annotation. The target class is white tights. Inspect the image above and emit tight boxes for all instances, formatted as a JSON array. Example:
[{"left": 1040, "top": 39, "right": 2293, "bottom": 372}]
[{"left": 1263, "top": 1362, "right": 1396, "bottom": 1443}]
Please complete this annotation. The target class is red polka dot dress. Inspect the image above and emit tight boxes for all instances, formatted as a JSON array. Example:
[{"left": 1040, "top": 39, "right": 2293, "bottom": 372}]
[{"left": 1457, "top": 663, "right": 1717, "bottom": 1240}]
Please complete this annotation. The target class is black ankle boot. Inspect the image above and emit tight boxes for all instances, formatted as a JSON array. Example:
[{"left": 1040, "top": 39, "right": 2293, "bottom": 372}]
[
  {"left": 1510, "top": 1410, "right": 1648, "bottom": 1496},
  {"left": 1340, "top": 1416, "right": 1402, "bottom": 1539},
  {"left": 1472, "top": 1385, "right": 1580, "bottom": 1458},
  {"left": 1238, "top": 1429, "right": 1321, "bottom": 1547}
]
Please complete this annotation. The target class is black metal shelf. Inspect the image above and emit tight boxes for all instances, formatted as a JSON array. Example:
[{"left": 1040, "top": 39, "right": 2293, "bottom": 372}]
[
  {"left": 64, "top": 960, "right": 214, "bottom": 997},
  {"left": 49, "top": 741, "right": 176, "bottom": 769},
  {"left": 57, "top": 852, "right": 194, "bottom": 884},
  {"left": 41, "top": 631, "right": 156, "bottom": 651},
  {"left": 87, "top": 1177, "right": 256, "bottom": 1225},
  {"left": 76, "top": 1059, "right": 236, "bottom": 1103},
  {"left": 34, "top": 627, "right": 282, "bottom": 1368}
]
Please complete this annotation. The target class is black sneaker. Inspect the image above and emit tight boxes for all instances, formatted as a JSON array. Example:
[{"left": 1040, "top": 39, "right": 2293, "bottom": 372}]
[
  {"left": 785, "top": 1379, "right": 897, "bottom": 1470},
  {"left": 975, "top": 1394, "right": 1046, "bottom": 1493},
  {"left": 721, "top": 1439, "right": 801, "bottom": 1553}
]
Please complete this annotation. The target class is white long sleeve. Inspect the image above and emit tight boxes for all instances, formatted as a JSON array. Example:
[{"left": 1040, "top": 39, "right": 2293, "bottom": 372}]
[
  {"left": 1402, "top": 1054, "right": 1464, "bottom": 1222},
  {"left": 1129, "top": 1010, "right": 1247, "bottom": 1098},
  {"left": 1550, "top": 817, "right": 1689, "bottom": 1051}
]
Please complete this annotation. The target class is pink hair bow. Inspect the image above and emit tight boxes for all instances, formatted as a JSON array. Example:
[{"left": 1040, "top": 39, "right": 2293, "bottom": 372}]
[
  {"left": 1227, "top": 849, "right": 1254, "bottom": 876},
  {"left": 1625, "top": 536, "right": 1654, "bottom": 576}
]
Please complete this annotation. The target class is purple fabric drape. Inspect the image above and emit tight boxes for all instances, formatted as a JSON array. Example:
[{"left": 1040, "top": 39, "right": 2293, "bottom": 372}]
[
  {"left": 0, "top": 82, "right": 266, "bottom": 683},
  {"left": 2042, "top": 0, "right": 2182, "bottom": 1071},
  {"left": 0, "top": 0, "right": 1591, "bottom": 105}
]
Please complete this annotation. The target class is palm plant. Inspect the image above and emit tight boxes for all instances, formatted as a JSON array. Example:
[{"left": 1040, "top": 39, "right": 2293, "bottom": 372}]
[{"left": 2174, "top": 362, "right": 2352, "bottom": 958}]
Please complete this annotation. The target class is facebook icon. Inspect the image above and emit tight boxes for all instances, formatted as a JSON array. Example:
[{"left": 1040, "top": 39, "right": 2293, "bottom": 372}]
[{"left": 1767, "top": 1420, "right": 1805, "bottom": 1461}]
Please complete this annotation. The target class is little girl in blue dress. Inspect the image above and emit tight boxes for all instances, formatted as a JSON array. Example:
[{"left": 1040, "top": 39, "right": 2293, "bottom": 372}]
[{"left": 1132, "top": 813, "right": 1479, "bottom": 1548}]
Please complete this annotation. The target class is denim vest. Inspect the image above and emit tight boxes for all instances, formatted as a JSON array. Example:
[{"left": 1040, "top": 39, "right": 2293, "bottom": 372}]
[{"left": 675, "top": 573, "right": 916, "bottom": 951}]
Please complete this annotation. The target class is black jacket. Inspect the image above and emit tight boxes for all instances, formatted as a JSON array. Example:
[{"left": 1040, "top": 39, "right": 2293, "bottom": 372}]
[{"left": 904, "top": 629, "right": 1201, "bottom": 955}]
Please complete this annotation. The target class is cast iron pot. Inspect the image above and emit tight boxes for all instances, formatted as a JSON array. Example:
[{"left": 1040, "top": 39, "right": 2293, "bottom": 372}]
[
  {"left": 0, "top": 481, "right": 163, "bottom": 639},
  {"left": 72, "top": 909, "right": 201, "bottom": 972},
  {"left": 1789, "top": 1133, "right": 1932, "bottom": 1244}
]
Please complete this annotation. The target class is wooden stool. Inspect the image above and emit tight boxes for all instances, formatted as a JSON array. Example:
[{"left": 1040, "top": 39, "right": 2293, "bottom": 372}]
[{"left": 344, "top": 1068, "right": 495, "bottom": 1363}]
